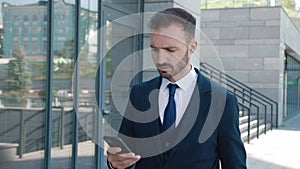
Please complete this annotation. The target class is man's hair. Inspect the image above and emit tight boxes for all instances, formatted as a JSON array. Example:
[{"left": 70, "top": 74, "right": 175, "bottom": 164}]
[{"left": 149, "top": 8, "right": 196, "bottom": 42}]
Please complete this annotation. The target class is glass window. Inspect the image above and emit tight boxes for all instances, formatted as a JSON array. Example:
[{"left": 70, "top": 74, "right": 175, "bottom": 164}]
[
  {"left": 76, "top": 1, "right": 99, "bottom": 168},
  {"left": 103, "top": 0, "right": 139, "bottom": 13},
  {"left": 33, "top": 28, "right": 40, "bottom": 34},
  {"left": 13, "top": 28, "right": 20, "bottom": 35},
  {"left": 43, "top": 27, "right": 47, "bottom": 35},
  {"left": 0, "top": 0, "right": 142, "bottom": 168},
  {"left": 32, "top": 41, "right": 39, "bottom": 53},
  {"left": 0, "top": 1, "right": 47, "bottom": 168},
  {"left": 51, "top": 0, "right": 76, "bottom": 168},
  {"left": 286, "top": 54, "right": 300, "bottom": 117},
  {"left": 32, "top": 15, "right": 38, "bottom": 22},
  {"left": 23, "top": 42, "right": 28, "bottom": 54},
  {"left": 42, "top": 40, "right": 47, "bottom": 54},
  {"left": 43, "top": 15, "right": 47, "bottom": 22},
  {"left": 23, "top": 28, "right": 29, "bottom": 35},
  {"left": 23, "top": 15, "right": 29, "bottom": 22},
  {"left": 14, "top": 15, "right": 20, "bottom": 22}
]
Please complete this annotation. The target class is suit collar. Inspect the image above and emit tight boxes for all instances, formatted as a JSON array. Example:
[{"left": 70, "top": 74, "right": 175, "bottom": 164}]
[
  {"left": 160, "top": 66, "right": 197, "bottom": 91},
  {"left": 148, "top": 67, "right": 211, "bottom": 93},
  {"left": 146, "top": 68, "right": 211, "bottom": 135},
  {"left": 195, "top": 67, "right": 211, "bottom": 94}
]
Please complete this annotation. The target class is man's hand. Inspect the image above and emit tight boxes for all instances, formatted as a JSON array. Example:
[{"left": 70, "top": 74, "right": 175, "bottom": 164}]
[{"left": 107, "top": 147, "right": 141, "bottom": 169}]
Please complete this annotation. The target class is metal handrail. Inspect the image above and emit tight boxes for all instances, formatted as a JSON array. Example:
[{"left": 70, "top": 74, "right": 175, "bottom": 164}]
[
  {"left": 200, "top": 62, "right": 278, "bottom": 104},
  {"left": 200, "top": 63, "right": 278, "bottom": 104},
  {"left": 202, "top": 67, "right": 268, "bottom": 113},
  {"left": 238, "top": 103, "right": 251, "bottom": 143},
  {"left": 200, "top": 62, "right": 278, "bottom": 128},
  {"left": 20, "top": 107, "right": 64, "bottom": 157},
  {"left": 208, "top": 71, "right": 269, "bottom": 107},
  {"left": 200, "top": 62, "right": 277, "bottom": 102},
  {"left": 199, "top": 62, "right": 278, "bottom": 142},
  {"left": 201, "top": 64, "right": 276, "bottom": 106},
  {"left": 234, "top": 92, "right": 260, "bottom": 139},
  {"left": 0, "top": 102, "right": 97, "bottom": 158}
]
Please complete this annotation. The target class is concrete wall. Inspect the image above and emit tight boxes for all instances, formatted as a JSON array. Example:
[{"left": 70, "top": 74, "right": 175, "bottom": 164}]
[
  {"left": 291, "top": 18, "right": 300, "bottom": 33},
  {"left": 281, "top": 13, "right": 300, "bottom": 59},
  {"left": 201, "top": 7, "right": 281, "bottom": 96},
  {"left": 200, "top": 7, "right": 300, "bottom": 125}
]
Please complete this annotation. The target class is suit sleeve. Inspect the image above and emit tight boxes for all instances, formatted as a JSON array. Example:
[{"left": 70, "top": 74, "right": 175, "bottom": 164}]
[
  {"left": 118, "top": 85, "right": 137, "bottom": 149},
  {"left": 106, "top": 86, "right": 137, "bottom": 169},
  {"left": 218, "top": 94, "right": 247, "bottom": 169}
]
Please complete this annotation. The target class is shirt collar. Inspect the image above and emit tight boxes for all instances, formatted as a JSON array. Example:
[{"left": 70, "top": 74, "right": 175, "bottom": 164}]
[{"left": 161, "top": 65, "right": 197, "bottom": 91}]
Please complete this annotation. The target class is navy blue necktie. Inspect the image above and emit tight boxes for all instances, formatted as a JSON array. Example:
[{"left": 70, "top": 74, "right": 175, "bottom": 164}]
[{"left": 162, "top": 83, "right": 177, "bottom": 132}]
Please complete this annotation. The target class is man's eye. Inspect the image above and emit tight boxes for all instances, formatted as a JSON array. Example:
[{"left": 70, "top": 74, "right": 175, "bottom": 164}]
[{"left": 167, "top": 49, "right": 176, "bottom": 53}]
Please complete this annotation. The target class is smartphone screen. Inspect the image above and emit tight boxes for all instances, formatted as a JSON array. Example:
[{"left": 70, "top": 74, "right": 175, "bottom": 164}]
[{"left": 103, "top": 136, "right": 132, "bottom": 154}]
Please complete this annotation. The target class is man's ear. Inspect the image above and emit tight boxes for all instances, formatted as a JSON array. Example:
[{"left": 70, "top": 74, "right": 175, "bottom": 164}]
[{"left": 189, "top": 40, "right": 197, "bottom": 54}]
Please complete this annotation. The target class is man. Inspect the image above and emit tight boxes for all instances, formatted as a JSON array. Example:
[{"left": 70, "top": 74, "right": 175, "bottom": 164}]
[{"left": 107, "top": 8, "right": 247, "bottom": 169}]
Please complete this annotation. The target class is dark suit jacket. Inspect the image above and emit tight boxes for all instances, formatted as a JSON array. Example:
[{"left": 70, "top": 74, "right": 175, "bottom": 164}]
[{"left": 118, "top": 68, "right": 247, "bottom": 169}]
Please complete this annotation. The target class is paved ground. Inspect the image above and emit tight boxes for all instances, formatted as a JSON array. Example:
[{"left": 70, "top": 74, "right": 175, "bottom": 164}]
[
  {"left": 246, "top": 113, "right": 300, "bottom": 169},
  {"left": 0, "top": 141, "right": 98, "bottom": 169},
  {"left": 1, "top": 113, "right": 300, "bottom": 169}
]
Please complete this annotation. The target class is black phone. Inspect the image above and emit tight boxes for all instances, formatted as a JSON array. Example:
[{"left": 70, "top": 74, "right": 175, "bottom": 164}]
[{"left": 103, "top": 136, "right": 132, "bottom": 154}]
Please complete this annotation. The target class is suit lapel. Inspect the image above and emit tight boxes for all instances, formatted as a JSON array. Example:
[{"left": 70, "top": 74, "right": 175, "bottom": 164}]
[
  {"left": 145, "top": 77, "right": 161, "bottom": 136},
  {"left": 141, "top": 77, "right": 165, "bottom": 162}
]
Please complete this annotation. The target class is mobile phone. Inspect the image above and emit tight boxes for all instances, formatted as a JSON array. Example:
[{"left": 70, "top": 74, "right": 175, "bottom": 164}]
[{"left": 103, "top": 136, "right": 132, "bottom": 154}]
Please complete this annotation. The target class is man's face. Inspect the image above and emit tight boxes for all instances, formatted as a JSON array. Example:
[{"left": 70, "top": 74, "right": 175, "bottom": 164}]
[{"left": 150, "top": 24, "right": 197, "bottom": 82}]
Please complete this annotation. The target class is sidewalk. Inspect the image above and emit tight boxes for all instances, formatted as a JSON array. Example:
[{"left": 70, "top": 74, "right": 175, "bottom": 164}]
[
  {"left": 2, "top": 114, "right": 300, "bottom": 169},
  {"left": 245, "top": 113, "right": 300, "bottom": 169}
]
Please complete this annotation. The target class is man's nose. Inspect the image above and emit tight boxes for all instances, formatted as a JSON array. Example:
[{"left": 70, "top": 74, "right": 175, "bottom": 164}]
[{"left": 156, "top": 50, "right": 168, "bottom": 64}]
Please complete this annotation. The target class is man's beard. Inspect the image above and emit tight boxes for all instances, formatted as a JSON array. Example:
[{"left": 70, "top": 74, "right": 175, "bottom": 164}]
[{"left": 156, "top": 50, "right": 189, "bottom": 79}]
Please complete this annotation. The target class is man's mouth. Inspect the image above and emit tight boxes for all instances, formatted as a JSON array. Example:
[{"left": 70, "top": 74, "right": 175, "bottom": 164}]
[{"left": 157, "top": 65, "right": 172, "bottom": 72}]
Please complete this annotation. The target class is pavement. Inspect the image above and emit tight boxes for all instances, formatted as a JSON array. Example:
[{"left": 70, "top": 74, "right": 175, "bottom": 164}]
[
  {"left": 1, "top": 113, "right": 300, "bottom": 169},
  {"left": 245, "top": 113, "right": 300, "bottom": 169}
]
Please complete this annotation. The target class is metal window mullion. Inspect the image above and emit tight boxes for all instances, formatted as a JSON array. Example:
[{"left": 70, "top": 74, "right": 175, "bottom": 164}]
[
  {"left": 71, "top": 0, "right": 81, "bottom": 169},
  {"left": 95, "top": 0, "right": 105, "bottom": 168},
  {"left": 44, "top": 0, "right": 54, "bottom": 169},
  {"left": 133, "top": 0, "right": 144, "bottom": 85}
]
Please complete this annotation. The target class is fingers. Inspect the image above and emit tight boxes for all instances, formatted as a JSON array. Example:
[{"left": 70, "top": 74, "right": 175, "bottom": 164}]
[
  {"left": 109, "top": 154, "right": 140, "bottom": 169},
  {"left": 107, "top": 147, "right": 141, "bottom": 169},
  {"left": 107, "top": 147, "right": 122, "bottom": 154}
]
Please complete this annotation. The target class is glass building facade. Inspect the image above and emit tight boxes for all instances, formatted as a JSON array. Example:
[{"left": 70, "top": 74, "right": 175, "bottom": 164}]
[
  {"left": 0, "top": 0, "right": 143, "bottom": 168},
  {"left": 285, "top": 53, "right": 300, "bottom": 119}
]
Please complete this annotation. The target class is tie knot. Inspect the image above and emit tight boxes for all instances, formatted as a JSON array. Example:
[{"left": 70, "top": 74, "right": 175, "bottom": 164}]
[{"left": 167, "top": 83, "right": 178, "bottom": 97}]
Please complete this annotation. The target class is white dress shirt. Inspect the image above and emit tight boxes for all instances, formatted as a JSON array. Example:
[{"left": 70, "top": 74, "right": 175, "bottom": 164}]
[{"left": 159, "top": 66, "right": 198, "bottom": 126}]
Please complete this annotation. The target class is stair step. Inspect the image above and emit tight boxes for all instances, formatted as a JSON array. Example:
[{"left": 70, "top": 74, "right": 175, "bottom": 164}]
[
  {"left": 239, "top": 120, "right": 258, "bottom": 133},
  {"left": 239, "top": 117, "right": 268, "bottom": 132},
  {"left": 241, "top": 123, "right": 272, "bottom": 143},
  {"left": 239, "top": 115, "right": 256, "bottom": 124}
]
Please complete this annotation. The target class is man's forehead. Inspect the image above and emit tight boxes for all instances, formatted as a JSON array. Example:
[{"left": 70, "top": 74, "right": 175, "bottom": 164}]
[
  {"left": 150, "top": 23, "right": 184, "bottom": 33},
  {"left": 150, "top": 24, "right": 186, "bottom": 40},
  {"left": 150, "top": 31, "right": 187, "bottom": 46}
]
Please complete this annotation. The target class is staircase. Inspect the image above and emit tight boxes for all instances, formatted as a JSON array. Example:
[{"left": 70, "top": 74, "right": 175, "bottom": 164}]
[
  {"left": 239, "top": 111, "right": 272, "bottom": 142},
  {"left": 199, "top": 62, "right": 278, "bottom": 143}
]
